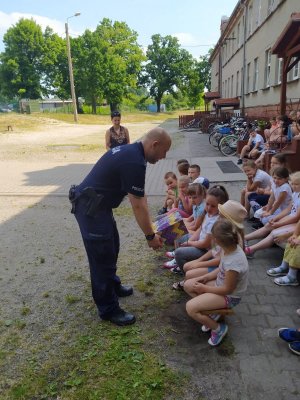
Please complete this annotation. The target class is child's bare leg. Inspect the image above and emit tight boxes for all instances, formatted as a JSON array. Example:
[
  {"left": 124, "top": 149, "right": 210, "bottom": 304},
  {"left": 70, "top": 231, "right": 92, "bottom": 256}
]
[
  {"left": 245, "top": 225, "right": 271, "bottom": 241},
  {"left": 186, "top": 293, "right": 227, "bottom": 330},
  {"left": 185, "top": 268, "right": 209, "bottom": 279},
  {"left": 244, "top": 191, "right": 251, "bottom": 214},
  {"left": 241, "top": 187, "right": 246, "bottom": 206},
  {"left": 248, "top": 233, "right": 274, "bottom": 253},
  {"left": 184, "top": 277, "right": 215, "bottom": 297}
]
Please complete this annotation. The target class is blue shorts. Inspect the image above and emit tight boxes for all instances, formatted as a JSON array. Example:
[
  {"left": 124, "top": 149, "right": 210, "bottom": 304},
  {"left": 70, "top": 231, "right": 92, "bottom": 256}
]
[{"left": 208, "top": 266, "right": 218, "bottom": 273}]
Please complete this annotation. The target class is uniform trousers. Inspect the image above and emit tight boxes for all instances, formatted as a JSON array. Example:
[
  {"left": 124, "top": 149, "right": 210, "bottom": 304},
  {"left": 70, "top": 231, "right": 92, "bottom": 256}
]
[{"left": 75, "top": 197, "right": 121, "bottom": 317}]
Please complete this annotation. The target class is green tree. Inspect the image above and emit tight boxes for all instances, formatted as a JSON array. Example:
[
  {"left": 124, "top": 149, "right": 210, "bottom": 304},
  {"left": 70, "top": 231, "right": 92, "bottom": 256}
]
[
  {"left": 0, "top": 18, "right": 45, "bottom": 98},
  {"left": 140, "top": 34, "right": 194, "bottom": 112},
  {"left": 182, "top": 60, "right": 205, "bottom": 109},
  {"left": 93, "top": 18, "right": 145, "bottom": 112},
  {"left": 42, "top": 27, "right": 70, "bottom": 99},
  {"left": 197, "top": 50, "right": 213, "bottom": 92},
  {"left": 73, "top": 18, "right": 145, "bottom": 113},
  {"left": 72, "top": 29, "right": 106, "bottom": 113}
]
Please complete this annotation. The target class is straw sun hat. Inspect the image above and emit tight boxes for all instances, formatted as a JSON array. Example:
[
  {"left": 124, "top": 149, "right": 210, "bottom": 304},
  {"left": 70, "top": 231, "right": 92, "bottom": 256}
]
[{"left": 218, "top": 200, "right": 247, "bottom": 230}]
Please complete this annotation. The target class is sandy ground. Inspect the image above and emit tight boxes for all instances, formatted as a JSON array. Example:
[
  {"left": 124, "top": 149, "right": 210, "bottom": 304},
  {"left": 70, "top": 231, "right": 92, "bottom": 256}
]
[{"left": 0, "top": 120, "right": 160, "bottom": 163}]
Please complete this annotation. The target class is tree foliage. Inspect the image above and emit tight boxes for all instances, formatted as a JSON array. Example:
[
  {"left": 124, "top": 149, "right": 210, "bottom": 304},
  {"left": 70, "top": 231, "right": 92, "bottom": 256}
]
[
  {"left": 0, "top": 18, "right": 45, "bottom": 98},
  {"left": 140, "top": 34, "right": 194, "bottom": 112}
]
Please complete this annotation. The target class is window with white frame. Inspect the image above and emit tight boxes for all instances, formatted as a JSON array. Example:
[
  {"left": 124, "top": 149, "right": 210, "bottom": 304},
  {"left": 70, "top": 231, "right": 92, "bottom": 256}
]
[
  {"left": 246, "top": 62, "right": 251, "bottom": 93},
  {"left": 253, "top": 58, "right": 259, "bottom": 91},
  {"left": 248, "top": 4, "right": 253, "bottom": 36},
  {"left": 255, "top": 0, "right": 262, "bottom": 27},
  {"left": 277, "top": 58, "right": 283, "bottom": 84},
  {"left": 267, "top": 0, "right": 275, "bottom": 16},
  {"left": 228, "top": 77, "right": 230, "bottom": 97},
  {"left": 231, "top": 75, "right": 234, "bottom": 97},
  {"left": 236, "top": 70, "right": 240, "bottom": 97},
  {"left": 237, "top": 23, "right": 241, "bottom": 47},
  {"left": 264, "top": 49, "right": 271, "bottom": 88},
  {"left": 293, "top": 58, "right": 299, "bottom": 79}
]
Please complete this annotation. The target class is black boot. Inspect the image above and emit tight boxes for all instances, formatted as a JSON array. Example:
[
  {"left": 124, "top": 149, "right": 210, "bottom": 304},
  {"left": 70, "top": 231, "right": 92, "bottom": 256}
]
[
  {"left": 115, "top": 284, "right": 133, "bottom": 297},
  {"left": 101, "top": 308, "right": 136, "bottom": 326}
]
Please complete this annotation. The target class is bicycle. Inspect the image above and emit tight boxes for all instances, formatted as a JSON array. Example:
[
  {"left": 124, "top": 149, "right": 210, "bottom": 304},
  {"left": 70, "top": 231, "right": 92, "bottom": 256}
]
[{"left": 218, "top": 127, "right": 249, "bottom": 156}]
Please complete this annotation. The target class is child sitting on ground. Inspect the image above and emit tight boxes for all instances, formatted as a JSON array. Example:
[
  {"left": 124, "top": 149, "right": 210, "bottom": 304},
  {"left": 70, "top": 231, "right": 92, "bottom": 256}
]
[
  {"left": 157, "top": 172, "right": 178, "bottom": 215},
  {"left": 254, "top": 166, "right": 292, "bottom": 226},
  {"left": 249, "top": 154, "right": 289, "bottom": 226},
  {"left": 188, "top": 164, "right": 210, "bottom": 189},
  {"left": 183, "top": 183, "right": 206, "bottom": 232},
  {"left": 267, "top": 217, "right": 300, "bottom": 286},
  {"left": 177, "top": 161, "right": 190, "bottom": 176},
  {"left": 163, "top": 185, "right": 229, "bottom": 271},
  {"left": 240, "top": 160, "right": 272, "bottom": 218},
  {"left": 182, "top": 200, "right": 247, "bottom": 282},
  {"left": 184, "top": 219, "right": 249, "bottom": 346},
  {"left": 244, "top": 171, "right": 299, "bottom": 258}
]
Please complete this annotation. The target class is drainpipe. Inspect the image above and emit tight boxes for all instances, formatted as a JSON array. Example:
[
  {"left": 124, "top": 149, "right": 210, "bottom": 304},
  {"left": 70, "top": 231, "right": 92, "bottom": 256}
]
[{"left": 241, "top": 1, "right": 247, "bottom": 116}]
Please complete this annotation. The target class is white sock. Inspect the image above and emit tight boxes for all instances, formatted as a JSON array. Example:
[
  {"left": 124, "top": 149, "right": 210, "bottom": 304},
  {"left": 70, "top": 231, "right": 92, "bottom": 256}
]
[
  {"left": 274, "top": 261, "right": 288, "bottom": 272},
  {"left": 287, "top": 268, "right": 298, "bottom": 280}
]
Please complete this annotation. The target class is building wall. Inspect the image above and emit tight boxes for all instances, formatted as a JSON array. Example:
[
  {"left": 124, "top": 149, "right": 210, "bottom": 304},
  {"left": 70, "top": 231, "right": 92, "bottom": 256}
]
[{"left": 210, "top": 0, "right": 300, "bottom": 116}]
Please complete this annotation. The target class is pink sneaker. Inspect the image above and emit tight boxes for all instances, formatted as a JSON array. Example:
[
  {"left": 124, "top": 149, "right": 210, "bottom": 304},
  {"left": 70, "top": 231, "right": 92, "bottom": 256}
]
[{"left": 165, "top": 250, "right": 175, "bottom": 258}]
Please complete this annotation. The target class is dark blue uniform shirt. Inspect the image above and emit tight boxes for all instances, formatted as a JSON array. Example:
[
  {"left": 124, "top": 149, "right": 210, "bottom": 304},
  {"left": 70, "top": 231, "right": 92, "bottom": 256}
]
[{"left": 77, "top": 142, "right": 146, "bottom": 209}]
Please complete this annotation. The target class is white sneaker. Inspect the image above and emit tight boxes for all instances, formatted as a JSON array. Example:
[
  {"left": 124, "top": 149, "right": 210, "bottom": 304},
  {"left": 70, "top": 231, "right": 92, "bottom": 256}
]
[
  {"left": 162, "top": 258, "right": 177, "bottom": 269},
  {"left": 201, "top": 314, "right": 221, "bottom": 332}
]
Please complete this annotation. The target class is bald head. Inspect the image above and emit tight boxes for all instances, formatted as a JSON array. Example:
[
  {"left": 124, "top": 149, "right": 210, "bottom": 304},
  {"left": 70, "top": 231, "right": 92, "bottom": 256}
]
[{"left": 142, "top": 127, "right": 171, "bottom": 164}]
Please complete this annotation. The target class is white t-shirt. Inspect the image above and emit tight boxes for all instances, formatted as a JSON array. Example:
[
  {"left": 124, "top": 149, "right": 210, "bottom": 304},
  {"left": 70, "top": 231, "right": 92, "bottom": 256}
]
[
  {"left": 290, "top": 192, "right": 300, "bottom": 215},
  {"left": 251, "top": 133, "right": 264, "bottom": 149},
  {"left": 253, "top": 169, "right": 272, "bottom": 189},
  {"left": 216, "top": 246, "right": 249, "bottom": 297},
  {"left": 272, "top": 182, "right": 292, "bottom": 211},
  {"left": 198, "top": 214, "right": 219, "bottom": 241}
]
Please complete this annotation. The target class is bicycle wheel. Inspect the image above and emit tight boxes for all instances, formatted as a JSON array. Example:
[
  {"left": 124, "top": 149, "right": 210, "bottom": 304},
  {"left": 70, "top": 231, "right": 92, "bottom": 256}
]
[
  {"left": 211, "top": 132, "right": 222, "bottom": 148},
  {"left": 218, "top": 135, "right": 238, "bottom": 156}
]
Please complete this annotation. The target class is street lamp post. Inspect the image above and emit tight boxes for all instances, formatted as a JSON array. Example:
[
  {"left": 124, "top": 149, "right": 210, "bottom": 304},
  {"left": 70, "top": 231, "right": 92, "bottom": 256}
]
[{"left": 65, "top": 12, "right": 81, "bottom": 123}]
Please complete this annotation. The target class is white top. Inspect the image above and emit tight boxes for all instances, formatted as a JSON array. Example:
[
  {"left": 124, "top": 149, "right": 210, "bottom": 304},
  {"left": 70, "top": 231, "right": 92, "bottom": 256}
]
[
  {"left": 253, "top": 169, "right": 272, "bottom": 189},
  {"left": 216, "top": 246, "right": 249, "bottom": 297},
  {"left": 251, "top": 133, "right": 264, "bottom": 149},
  {"left": 198, "top": 214, "right": 219, "bottom": 242},
  {"left": 271, "top": 182, "right": 292, "bottom": 211},
  {"left": 291, "top": 192, "right": 300, "bottom": 215}
]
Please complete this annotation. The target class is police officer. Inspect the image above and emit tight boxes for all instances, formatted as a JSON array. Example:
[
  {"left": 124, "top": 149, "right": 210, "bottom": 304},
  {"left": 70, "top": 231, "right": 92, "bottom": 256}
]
[{"left": 71, "top": 127, "right": 171, "bottom": 326}]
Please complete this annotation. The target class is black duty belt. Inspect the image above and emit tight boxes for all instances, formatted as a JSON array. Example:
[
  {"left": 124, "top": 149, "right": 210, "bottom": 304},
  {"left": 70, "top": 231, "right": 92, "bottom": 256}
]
[{"left": 69, "top": 185, "right": 104, "bottom": 217}]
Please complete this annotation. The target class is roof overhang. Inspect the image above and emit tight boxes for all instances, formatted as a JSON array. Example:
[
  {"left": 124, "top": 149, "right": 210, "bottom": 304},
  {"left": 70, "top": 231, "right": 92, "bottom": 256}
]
[
  {"left": 214, "top": 97, "right": 240, "bottom": 108},
  {"left": 272, "top": 13, "right": 300, "bottom": 58}
]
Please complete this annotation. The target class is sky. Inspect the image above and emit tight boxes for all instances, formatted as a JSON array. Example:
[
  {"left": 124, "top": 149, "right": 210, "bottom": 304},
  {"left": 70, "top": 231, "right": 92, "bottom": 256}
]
[{"left": 0, "top": 0, "right": 238, "bottom": 59}]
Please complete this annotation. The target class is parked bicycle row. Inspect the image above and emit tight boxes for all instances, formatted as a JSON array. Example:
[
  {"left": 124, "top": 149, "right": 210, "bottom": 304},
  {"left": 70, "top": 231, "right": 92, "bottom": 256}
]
[{"left": 207, "top": 117, "right": 258, "bottom": 157}]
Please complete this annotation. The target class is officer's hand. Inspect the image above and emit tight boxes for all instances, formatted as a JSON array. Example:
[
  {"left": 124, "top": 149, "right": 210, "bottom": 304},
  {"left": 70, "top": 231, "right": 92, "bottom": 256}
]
[{"left": 147, "top": 234, "right": 163, "bottom": 250}]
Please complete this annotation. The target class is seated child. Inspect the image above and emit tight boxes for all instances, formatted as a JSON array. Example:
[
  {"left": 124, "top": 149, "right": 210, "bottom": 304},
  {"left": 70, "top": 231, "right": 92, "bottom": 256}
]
[
  {"left": 184, "top": 219, "right": 249, "bottom": 346},
  {"left": 172, "top": 200, "right": 247, "bottom": 290},
  {"left": 177, "top": 161, "right": 190, "bottom": 176},
  {"left": 241, "top": 160, "right": 272, "bottom": 217},
  {"left": 183, "top": 183, "right": 206, "bottom": 232},
  {"left": 266, "top": 217, "right": 300, "bottom": 286},
  {"left": 244, "top": 171, "right": 299, "bottom": 258},
  {"left": 237, "top": 128, "right": 265, "bottom": 164},
  {"left": 157, "top": 172, "right": 178, "bottom": 215},
  {"left": 163, "top": 185, "right": 228, "bottom": 271},
  {"left": 253, "top": 166, "right": 292, "bottom": 226},
  {"left": 188, "top": 164, "right": 210, "bottom": 189}
]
